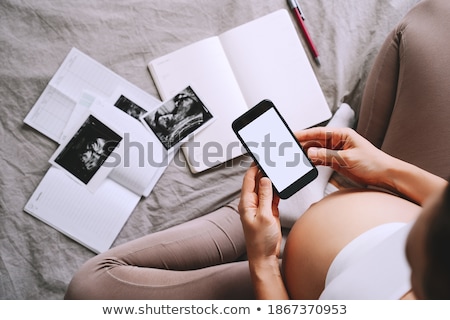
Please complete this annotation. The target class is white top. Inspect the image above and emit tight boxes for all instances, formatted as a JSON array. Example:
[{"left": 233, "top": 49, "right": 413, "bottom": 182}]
[{"left": 319, "top": 222, "right": 413, "bottom": 300}]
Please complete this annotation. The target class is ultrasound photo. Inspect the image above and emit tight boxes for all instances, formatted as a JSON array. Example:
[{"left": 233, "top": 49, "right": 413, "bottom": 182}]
[
  {"left": 142, "top": 86, "right": 213, "bottom": 150},
  {"left": 114, "top": 94, "right": 147, "bottom": 120},
  {"left": 54, "top": 115, "right": 122, "bottom": 184}
]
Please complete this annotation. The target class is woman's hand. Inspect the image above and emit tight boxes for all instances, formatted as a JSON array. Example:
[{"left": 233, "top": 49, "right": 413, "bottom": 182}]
[
  {"left": 238, "top": 165, "right": 281, "bottom": 262},
  {"left": 295, "top": 127, "right": 395, "bottom": 188},
  {"left": 238, "top": 165, "right": 288, "bottom": 299}
]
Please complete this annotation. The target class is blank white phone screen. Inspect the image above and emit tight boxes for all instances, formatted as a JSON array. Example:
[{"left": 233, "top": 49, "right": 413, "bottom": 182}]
[{"left": 238, "top": 108, "right": 313, "bottom": 191}]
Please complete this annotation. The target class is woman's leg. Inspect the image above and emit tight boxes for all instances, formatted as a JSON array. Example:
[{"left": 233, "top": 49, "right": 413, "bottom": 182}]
[
  {"left": 357, "top": 0, "right": 450, "bottom": 178},
  {"left": 65, "top": 200, "right": 255, "bottom": 299}
]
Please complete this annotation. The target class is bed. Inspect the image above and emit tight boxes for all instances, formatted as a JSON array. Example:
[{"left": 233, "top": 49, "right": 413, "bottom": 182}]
[{"left": 0, "top": 0, "right": 421, "bottom": 299}]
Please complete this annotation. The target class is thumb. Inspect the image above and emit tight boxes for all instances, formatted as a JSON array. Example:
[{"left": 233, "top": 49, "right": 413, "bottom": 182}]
[{"left": 258, "top": 177, "right": 274, "bottom": 213}]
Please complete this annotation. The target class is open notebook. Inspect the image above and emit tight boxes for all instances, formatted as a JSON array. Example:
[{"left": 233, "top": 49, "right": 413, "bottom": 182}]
[
  {"left": 23, "top": 49, "right": 168, "bottom": 253},
  {"left": 149, "top": 9, "right": 331, "bottom": 173}
]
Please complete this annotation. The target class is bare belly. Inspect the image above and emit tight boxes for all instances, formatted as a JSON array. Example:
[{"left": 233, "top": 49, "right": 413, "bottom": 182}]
[{"left": 282, "top": 188, "right": 421, "bottom": 299}]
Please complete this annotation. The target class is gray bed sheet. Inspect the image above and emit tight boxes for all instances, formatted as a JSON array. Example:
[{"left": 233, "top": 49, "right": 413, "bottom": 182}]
[{"left": 0, "top": 0, "right": 420, "bottom": 299}]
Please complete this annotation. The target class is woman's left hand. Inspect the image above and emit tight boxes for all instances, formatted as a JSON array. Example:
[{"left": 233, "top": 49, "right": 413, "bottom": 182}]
[{"left": 238, "top": 165, "right": 282, "bottom": 263}]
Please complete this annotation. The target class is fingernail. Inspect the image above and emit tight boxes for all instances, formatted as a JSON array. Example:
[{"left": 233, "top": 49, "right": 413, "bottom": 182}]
[
  {"left": 308, "top": 147, "right": 318, "bottom": 157},
  {"left": 260, "top": 177, "right": 271, "bottom": 188}
]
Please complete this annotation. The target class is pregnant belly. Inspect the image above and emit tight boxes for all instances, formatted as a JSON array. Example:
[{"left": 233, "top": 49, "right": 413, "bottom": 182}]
[{"left": 282, "top": 188, "right": 421, "bottom": 299}]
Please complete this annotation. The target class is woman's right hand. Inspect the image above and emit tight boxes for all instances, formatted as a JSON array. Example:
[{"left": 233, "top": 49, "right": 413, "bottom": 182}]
[{"left": 295, "top": 127, "right": 395, "bottom": 188}]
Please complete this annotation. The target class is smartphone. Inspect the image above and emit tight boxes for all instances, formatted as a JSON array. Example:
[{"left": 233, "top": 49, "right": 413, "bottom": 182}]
[{"left": 232, "top": 100, "right": 318, "bottom": 199}]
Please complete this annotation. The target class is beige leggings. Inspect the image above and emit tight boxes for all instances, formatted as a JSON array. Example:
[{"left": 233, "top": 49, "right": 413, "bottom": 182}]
[
  {"left": 65, "top": 200, "right": 254, "bottom": 299},
  {"left": 357, "top": 0, "right": 450, "bottom": 179},
  {"left": 65, "top": 0, "right": 450, "bottom": 300}
]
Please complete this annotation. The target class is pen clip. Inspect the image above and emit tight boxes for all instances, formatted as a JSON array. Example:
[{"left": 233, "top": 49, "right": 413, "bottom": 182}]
[
  {"left": 287, "top": 0, "right": 306, "bottom": 20},
  {"left": 297, "top": 2, "right": 306, "bottom": 20}
]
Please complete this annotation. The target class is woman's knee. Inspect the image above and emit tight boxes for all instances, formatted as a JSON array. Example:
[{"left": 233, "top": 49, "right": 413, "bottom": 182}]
[{"left": 64, "top": 255, "right": 115, "bottom": 299}]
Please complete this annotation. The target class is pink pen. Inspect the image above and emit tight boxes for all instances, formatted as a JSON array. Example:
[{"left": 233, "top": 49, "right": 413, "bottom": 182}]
[{"left": 287, "top": 0, "right": 321, "bottom": 66}]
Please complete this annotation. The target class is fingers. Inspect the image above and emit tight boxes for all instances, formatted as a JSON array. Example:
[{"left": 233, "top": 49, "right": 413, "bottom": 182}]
[
  {"left": 257, "top": 177, "right": 273, "bottom": 215},
  {"left": 240, "top": 165, "right": 279, "bottom": 220},
  {"left": 294, "top": 127, "right": 327, "bottom": 141},
  {"left": 241, "top": 165, "right": 258, "bottom": 194},
  {"left": 239, "top": 166, "right": 258, "bottom": 218},
  {"left": 295, "top": 127, "right": 354, "bottom": 150},
  {"left": 307, "top": 147, "right": 348, "bottom": 169}
]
